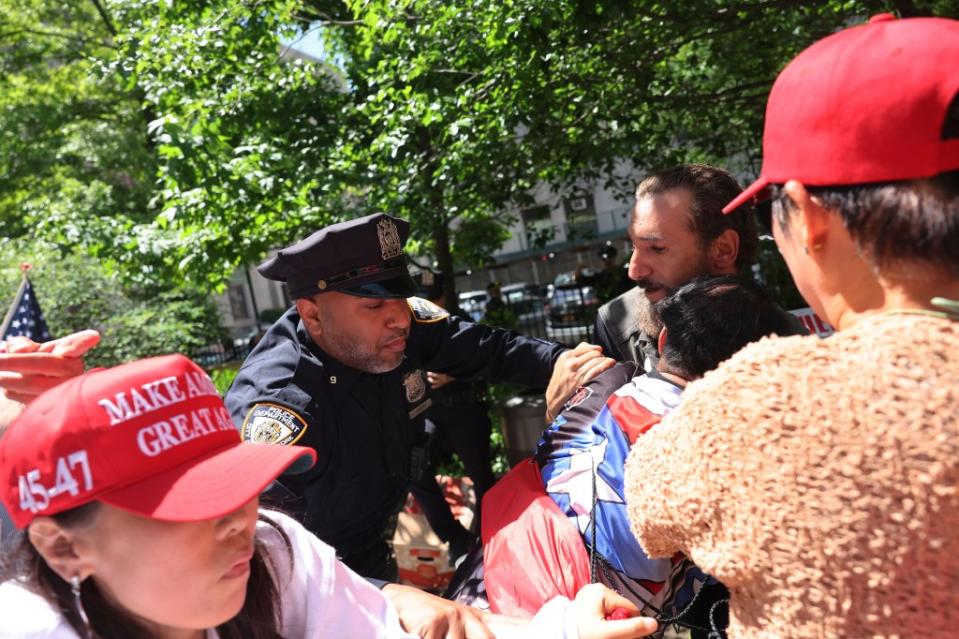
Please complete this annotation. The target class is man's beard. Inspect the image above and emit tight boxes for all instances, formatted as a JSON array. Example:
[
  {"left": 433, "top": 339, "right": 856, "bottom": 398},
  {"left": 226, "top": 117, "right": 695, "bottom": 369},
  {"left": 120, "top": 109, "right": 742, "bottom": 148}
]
[
  {"left": 634, "top": 288, "right": 665, "bottom": 338},
  {"left": 323, "top": 329, "right": 408, "bottom": 374}
]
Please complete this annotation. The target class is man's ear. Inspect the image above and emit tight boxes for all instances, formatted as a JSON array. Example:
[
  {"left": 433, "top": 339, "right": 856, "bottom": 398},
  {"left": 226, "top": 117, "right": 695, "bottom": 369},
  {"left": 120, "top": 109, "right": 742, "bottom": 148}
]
[
  {"left": 27, "top": 518, "right": 96, "bottom": 583},
  {"left": 657, "top": 327, "right": 668, "bottom": 356},
  {"left": 783, "top": 180, "right": 830, "bottom": 252},
  {"left": 707, "top": 229, "right": 740, "bottom": 273},
  {"left": 296, "top": 296, "right": 323, "bottom": 339}
]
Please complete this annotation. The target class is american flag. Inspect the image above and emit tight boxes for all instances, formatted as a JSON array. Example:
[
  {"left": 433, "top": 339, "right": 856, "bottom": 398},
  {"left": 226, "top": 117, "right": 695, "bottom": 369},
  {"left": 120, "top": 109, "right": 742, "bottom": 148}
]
[{"left": 1, "top": 277, "right": 52, "bottom": 342}]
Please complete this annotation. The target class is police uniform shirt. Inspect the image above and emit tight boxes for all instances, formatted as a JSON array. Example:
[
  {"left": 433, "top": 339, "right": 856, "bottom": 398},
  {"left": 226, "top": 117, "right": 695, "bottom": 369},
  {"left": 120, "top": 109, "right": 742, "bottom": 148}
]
[{"left": 225, "top": 297, "right": 566, "bottom": 574}]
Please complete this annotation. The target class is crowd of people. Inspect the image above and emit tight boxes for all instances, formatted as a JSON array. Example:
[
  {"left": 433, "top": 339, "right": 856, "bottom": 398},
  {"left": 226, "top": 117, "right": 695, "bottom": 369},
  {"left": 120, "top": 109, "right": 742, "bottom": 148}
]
[{"left": 1, "top": 13, "right": 957, "bottom": 639}]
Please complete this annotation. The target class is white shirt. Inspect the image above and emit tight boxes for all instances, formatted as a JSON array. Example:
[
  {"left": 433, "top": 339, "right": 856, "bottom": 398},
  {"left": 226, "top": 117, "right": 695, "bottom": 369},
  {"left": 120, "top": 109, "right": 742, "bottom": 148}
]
[{"left": 0, "top": 511, "right": 578, "bottom": 638}]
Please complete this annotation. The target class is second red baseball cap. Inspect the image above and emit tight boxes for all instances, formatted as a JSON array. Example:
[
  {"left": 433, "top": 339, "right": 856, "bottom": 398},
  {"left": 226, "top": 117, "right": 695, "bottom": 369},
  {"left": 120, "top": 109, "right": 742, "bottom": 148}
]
[
  {"left": 724, "top": 14, "right": 959, "bottom": 213},
  {"left": 0, "top": 354, "right": 316, "bottom": 529}
]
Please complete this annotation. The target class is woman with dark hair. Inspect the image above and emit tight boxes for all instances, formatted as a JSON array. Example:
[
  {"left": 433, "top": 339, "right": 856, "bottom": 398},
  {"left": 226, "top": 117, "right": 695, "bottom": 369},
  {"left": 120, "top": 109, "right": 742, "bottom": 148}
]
[
  {"left": 625, "top": 16, "right": 959, "bottom": 639},
  {"left": 0, "top": 353, "right": 657, "bottom": 639}
]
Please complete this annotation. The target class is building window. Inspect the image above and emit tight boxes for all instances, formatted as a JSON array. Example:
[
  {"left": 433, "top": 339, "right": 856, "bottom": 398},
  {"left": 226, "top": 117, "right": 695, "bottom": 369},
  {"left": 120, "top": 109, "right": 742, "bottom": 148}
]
[
  {"left": 522, "top": 204, "right": 555, "bottom": 249},
  {"left": 563, "top": 194, "right": 597, "bottom": 240},
  {"left": 228, "top": 284, "right": 251, "bottom": 321}
]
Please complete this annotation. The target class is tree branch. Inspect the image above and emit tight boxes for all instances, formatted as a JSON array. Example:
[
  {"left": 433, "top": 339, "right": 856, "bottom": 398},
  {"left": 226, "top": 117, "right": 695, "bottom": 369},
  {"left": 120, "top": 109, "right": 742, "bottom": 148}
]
[
  {"left": 0, "top": 27, "right": 114, "bottom": 49},
  {"left": 89, "top": 0, "right": 116, "bottom": 37}
]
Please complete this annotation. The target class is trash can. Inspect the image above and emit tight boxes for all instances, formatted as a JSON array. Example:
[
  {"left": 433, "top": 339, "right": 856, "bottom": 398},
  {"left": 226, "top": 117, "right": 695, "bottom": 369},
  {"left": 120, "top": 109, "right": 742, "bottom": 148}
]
[{"left": 499, "top": 389, "right": 548, "bottom": 467}]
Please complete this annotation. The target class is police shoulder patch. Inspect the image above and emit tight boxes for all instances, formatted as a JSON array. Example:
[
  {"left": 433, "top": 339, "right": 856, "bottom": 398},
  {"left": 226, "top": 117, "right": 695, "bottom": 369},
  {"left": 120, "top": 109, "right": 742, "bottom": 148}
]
[
  {"left": 408, "top": 296, "right": 449, "bottom": 323},
  {"left": 242, "top": 403, "right": 308, "bottom": 446}
]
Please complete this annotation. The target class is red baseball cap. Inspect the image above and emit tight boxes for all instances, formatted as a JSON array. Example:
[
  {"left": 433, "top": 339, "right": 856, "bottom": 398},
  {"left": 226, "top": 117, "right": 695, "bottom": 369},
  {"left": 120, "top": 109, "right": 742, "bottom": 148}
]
[
  {"left": 0, "top": 354, "right": 315, "bottom": 529},
  {"left": 724, "top": 14, "right": 959, "bottom": 213}
]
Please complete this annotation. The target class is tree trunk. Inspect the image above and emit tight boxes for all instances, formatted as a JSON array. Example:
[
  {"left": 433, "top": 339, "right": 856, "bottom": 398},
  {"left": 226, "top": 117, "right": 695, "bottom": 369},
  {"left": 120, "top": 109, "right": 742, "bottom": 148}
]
[
  {"left": 431, "top": 217, "right": 456, "bottom": 310},
  {"left": 418, "top": 125, "right": 457, "bottom": 310}
]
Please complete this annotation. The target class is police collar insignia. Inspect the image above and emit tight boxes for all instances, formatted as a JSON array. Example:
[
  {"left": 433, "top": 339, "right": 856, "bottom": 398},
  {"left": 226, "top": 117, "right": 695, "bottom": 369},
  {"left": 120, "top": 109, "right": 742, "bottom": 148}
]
[
  {"left": 242, "top": 403, "right": 308, "bottom": 446},
  {"left": 403, "top": 370, "right": 427, "bottom": 403},
  {"left": 378, "top": 217, "right": 404, "bottom": 260},
  {"left": 409, "top": 297, "right": 449, "bottom": 323}
]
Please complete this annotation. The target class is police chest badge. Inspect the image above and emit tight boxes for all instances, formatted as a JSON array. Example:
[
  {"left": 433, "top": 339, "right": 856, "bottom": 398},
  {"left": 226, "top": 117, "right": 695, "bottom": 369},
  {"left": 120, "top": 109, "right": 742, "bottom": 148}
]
[
  {"left": 403, "top": 370, "right": 427, "bottom": 403},
  {"left": 242, "top": 403, "right": 308, "bottom": 446},
  {"left": 377, "top": 217, "right": 403, "bottom": 260},
  {"left": 408, "top": 297, "right": 449, "bottom": 323}
]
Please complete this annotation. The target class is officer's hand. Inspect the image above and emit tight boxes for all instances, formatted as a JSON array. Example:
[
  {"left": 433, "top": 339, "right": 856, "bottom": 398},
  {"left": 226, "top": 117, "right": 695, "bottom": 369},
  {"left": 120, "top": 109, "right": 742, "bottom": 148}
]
[
  {"left": 382, "top": 583, "right": 494, "bottom": 639},
  {"left": 573, "top": 583, "right": 658, "bottom": 639},
  {"left": 0, "top": 330, "right": 100, "bottom": 429},
  {"left": 544, "top": 343, "right": 615, "bottom": 423},
  {"left": 427, "top": 371, "right": 454, "bottom": 390}
]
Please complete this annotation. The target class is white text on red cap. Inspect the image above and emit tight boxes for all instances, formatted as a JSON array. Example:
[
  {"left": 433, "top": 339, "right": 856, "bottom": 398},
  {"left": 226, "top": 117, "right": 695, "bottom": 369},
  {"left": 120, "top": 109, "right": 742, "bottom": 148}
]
[{"left": 97, "top": 370, "right": 219, "bottom": 426}]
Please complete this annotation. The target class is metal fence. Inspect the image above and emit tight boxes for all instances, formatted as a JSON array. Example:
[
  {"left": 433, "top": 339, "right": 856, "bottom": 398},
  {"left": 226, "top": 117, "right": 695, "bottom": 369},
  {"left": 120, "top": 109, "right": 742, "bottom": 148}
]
[
  {"left": 192, "top": 339, "right": 252, "bottom": 370},
  {"left": 469, "top": 285, "right": 599, "bottom": 348}
]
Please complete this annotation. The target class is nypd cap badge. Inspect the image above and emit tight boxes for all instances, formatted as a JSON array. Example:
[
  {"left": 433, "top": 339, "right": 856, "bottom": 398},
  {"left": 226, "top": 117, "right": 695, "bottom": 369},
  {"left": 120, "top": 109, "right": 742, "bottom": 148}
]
[{"left": 378, "top": 217, "right": 404, "bottom": 260}]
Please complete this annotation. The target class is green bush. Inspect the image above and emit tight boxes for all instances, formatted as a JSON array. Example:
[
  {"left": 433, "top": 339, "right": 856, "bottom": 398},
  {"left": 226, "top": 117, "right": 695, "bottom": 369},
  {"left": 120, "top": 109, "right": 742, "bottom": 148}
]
[{"left": 210, "top": 366, "right": 240, "bottom": 397}]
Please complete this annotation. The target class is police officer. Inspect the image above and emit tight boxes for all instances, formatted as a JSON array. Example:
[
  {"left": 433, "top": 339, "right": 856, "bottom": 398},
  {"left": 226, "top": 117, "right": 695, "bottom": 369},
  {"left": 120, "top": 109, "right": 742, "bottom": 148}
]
[{"left": 225, "top": 214, "right": 590, "bottom": 585}]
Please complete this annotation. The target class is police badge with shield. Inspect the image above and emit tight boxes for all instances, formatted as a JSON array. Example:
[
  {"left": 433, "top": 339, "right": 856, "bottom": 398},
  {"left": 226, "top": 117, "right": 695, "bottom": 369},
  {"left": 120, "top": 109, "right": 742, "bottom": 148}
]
[
  {"left": 404, "top": 370, "right": 433, "bottom": 482},
  {"left": 242, "top": 403, "right": 309, "bottom": 446}
]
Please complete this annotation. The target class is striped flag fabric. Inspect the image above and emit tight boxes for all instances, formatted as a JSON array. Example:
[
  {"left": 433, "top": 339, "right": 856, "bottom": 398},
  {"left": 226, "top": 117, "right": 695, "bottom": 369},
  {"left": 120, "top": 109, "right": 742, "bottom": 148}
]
[{"left": 1, "top": 277, "right": 52, "bottom": 343}]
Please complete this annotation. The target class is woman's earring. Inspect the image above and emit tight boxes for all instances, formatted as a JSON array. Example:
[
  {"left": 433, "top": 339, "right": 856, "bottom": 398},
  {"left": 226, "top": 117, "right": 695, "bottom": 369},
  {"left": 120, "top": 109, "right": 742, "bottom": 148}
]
[{"left": 70, "top": 575, "right": 93, "bottom": 639}]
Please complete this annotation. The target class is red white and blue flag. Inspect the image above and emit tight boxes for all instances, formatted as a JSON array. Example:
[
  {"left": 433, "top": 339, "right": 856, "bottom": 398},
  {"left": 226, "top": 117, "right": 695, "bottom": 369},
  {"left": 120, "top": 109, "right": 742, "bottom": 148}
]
[{"left": 1, "top": 276, "right": 52, "bottom": 343}]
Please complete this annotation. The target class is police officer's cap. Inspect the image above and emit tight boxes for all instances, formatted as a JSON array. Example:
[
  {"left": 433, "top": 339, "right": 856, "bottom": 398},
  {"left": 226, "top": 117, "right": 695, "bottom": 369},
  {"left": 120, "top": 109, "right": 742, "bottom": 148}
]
[{"left": 258, "top": 213, "right": 417, "bottom": 299}]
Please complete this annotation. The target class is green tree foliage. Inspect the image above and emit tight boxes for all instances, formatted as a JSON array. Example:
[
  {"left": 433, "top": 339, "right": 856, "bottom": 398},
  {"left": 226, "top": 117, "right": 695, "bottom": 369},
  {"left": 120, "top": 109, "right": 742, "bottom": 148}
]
[
  {"left": 2, "top": 0, "right": 957, "bottom": 305},
  {"left": 108, "top": 0, "right": 348, "bottom": 288},
  {"left": 0, "top": 240, "right": 224, "bottom": 367},
  {"left": 0, "top": 0, "right": 346, "bottom": 290},
  {"left": 0, "top": 1, "right": 156, "bottom": 272}
]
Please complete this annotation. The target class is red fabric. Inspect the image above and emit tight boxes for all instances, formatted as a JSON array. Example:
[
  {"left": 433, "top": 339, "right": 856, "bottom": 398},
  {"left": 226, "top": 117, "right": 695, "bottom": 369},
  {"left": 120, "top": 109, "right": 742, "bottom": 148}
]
[
  {"left": 481, "top": 458, "right": 591, "bottom": 618},
  {"left": 606, "top": 394, "right": 662, "bottom": 444}
]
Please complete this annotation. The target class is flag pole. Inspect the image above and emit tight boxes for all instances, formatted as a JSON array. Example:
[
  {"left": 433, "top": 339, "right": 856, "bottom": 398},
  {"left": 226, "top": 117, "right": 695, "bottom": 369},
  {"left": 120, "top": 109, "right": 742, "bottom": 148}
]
[{"left": 0, "top": 277, "right": 28, "bottom": 339}]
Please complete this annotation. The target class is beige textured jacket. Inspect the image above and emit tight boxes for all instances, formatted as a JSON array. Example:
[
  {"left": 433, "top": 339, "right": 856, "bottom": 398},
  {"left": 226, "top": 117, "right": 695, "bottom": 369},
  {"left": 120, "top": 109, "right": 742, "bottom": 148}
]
[{"left": 625, "top": 313, "right": 959, "bottom": 638}]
